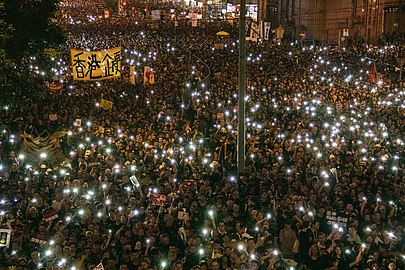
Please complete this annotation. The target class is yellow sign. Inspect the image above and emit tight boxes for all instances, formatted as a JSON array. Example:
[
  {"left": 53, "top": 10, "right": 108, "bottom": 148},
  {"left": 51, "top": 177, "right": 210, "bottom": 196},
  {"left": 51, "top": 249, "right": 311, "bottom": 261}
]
[
  {"left": 100, "top": 99, "right": 113, "bottom": 110},
  {"left": 70, "top": 47, "right": 121, "bottom": 80}
]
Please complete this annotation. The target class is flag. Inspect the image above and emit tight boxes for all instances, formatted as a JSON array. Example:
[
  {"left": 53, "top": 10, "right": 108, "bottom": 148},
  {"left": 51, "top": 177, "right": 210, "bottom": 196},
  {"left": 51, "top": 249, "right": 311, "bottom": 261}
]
[
  {"left": 370, "top": 62, "right": 377, "bottom": 82},
  {"left": 93, "top": 263, "right": 104, "bottom": 270}
]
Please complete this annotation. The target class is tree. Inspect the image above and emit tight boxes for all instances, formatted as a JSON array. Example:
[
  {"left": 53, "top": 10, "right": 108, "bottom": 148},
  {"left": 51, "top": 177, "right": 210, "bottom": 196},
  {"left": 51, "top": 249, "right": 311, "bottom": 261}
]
[
  {"left": 3, "top": 0, "right": 65, "bottom": 60},
  {"left": 0, "top": 0, "right": 65, "bottom": 109}
]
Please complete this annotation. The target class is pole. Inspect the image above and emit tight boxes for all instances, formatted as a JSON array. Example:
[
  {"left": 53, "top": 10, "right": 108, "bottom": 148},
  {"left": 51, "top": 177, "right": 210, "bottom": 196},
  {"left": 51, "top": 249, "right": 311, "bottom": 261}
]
[
  {"left": 298, "top": 0, "right": 301, "bottom": 40},
  {"left": 398, "top": 0, "right": 404, "bottom": 37},
  {"left": 365, "top": 0, "right": 368, "bottom": 42},
  {"left": 237, "top": 0, "right": 247, "bottom": 175},
  {"left": 313, "top": 0, "right": 317, "bottom": 45}
]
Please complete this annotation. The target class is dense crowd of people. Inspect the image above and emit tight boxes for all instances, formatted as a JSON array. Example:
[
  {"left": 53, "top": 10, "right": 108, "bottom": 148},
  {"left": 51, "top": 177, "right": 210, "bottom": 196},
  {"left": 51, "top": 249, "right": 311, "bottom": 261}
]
[{"left": 0, "top": 0, "right": 404, "bottom": 270}]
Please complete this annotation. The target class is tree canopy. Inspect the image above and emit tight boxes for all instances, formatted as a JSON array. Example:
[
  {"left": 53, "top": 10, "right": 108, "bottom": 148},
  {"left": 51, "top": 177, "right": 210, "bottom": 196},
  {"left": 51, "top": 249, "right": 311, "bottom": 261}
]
[
  {"left": 0, "top": 0, "right": 65, "bottom": 109},
  {"left": 3, "top": 0, "right": 65, "bottom": 59}
]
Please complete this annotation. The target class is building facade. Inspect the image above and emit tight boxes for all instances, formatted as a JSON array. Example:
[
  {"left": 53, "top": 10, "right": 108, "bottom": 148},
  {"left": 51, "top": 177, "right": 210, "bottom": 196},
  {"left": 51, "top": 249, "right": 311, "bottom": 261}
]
[{"left": 257, "top": 0, "right": 405, "bottom": 43}]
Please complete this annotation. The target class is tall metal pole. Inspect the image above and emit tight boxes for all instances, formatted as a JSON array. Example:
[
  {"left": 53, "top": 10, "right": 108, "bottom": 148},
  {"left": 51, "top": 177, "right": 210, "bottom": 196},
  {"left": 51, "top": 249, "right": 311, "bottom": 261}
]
[
  {"left": 237, "top": 0, "right": 247, "bottom": 175},
  {"left": 298, "top": 0, "right": 302, "bottom": 39},
  {"left": 398, "top": 0, "right": 404, "bottom": 37}
]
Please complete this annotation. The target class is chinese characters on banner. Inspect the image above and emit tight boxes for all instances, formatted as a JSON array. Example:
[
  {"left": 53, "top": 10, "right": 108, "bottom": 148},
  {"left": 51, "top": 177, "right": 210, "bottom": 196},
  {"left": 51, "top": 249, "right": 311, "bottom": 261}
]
[
  {"left": 70, "top": 47, "right": 121, "bottom": 81},
  {"left": 326, "top": 210, "right": 348, "bottom": 228}
]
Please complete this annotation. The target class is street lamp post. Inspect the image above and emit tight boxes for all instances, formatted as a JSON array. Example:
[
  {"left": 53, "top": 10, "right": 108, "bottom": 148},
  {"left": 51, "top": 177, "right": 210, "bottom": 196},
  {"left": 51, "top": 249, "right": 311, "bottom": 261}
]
[
  {"left": 237, "top": 0, "right": 247, "bottom": 175},
  {"left": 398, "top": 0, "right": 404, "bottom": 37}
]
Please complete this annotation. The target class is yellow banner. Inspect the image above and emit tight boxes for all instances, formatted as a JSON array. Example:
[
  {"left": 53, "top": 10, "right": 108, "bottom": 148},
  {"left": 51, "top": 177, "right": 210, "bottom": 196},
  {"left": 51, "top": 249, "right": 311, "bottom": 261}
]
[
  {"left": 100, "top": 99, "right": 113, "bottom": 110},
  {"left": 21, "top": 127, "right": 67, "bottom": 166},
  {"left": 70, "top": 47, "right": 121, "bottom": 80}
]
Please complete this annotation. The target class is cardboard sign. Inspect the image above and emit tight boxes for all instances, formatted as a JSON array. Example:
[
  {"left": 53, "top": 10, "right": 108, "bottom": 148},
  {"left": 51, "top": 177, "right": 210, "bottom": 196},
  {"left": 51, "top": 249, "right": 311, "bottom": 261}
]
[
  {"left": 31, "top": 232, "right": 47, "bottom": 245},
  {"left": 49, "top": 82, "right": 63, "bottom": 94},
  {"left": 49, "top": 114, "right": 58, "bottom": 121},
  {"left": 177, "top": 211, "right": 190, "bottom": 220},
  {"left": 326, "top": 210, "right": 348, "bottom": 228},
  {"left": 43, "top": 208, "right": 59, "bottom": 222},
  {"left": 93, "top": 263, "right": 105, "bottom": 270},
  {"left": 214, "top": 43, "right": 224, "bottom": 49},
  {"left": 100, "top": 99, "right": 113, "bottom": 110},
  {"left": 151, "top": 10, "right": 161, "bottom": 20},
  {"left": 0, "top": 229, "right": 11, "bottom": 248}
]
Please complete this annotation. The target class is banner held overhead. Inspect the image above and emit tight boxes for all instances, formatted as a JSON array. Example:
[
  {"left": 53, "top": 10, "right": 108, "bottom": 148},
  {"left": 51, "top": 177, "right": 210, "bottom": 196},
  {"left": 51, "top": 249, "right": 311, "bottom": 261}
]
[{"left": 70, "top": 47, "right": 121, "bottom": 80}]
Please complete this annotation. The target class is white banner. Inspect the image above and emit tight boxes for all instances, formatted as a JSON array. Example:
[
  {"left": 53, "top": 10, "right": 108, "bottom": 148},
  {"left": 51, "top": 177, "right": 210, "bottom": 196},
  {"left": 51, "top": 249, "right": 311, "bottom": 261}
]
[
  {"left": 264, "top": 22, "right": 271, "bottom": 40},
  {"left": 151, "top": 10, "right": 161, "bottom": 21}
]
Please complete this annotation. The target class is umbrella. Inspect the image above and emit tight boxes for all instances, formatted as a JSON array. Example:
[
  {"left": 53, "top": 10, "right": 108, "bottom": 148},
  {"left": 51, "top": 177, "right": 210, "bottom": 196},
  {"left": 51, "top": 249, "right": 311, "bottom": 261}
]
[{"left": 216, "top": 31, "right": 229, "bottom": 36}]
